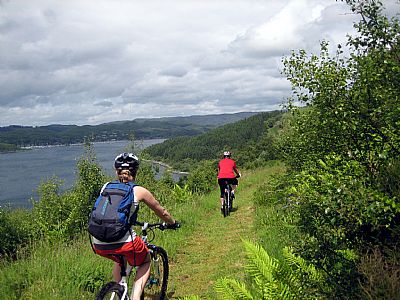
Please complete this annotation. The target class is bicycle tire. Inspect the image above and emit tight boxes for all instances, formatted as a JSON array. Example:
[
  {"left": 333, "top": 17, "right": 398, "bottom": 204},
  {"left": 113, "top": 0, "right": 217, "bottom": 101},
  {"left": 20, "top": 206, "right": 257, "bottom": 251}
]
[
  {"left": 141, "top": 245, "right": 169, "bottom": 300},
  {"left": 226, "top": 184, "right": 233, "bottom": 217},
  {"left": 223, "top": 191, "right": 229, "bottom": 217},
  {"left": 96, "top": 281, "right": 128, "bottom": 300},
  {"left": 229, "top": 188, "right": 234, "bottom": 212},
  {"left": 226, "top": 190, "right": 231, "bottom": 216}
]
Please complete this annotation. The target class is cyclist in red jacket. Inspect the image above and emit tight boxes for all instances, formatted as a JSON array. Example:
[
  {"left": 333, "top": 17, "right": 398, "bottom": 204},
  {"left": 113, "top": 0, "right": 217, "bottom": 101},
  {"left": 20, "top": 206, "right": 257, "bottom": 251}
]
[{"left": 217, "top": 151, "right": 241, "bottom": 211}]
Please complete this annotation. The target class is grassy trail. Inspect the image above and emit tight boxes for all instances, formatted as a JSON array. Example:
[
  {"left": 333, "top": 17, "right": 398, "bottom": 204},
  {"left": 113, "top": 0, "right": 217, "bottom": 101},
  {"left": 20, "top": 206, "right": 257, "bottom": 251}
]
[
  {"left": 0, "top": 165, "right": 283, "bottom": 300},
  {"left": 168, "top": 166, "right": 282, "bottom": 299}
]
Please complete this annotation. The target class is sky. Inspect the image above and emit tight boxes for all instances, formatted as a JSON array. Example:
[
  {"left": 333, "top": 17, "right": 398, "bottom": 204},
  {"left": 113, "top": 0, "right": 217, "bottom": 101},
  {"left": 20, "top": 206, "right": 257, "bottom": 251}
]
[{"left": 0, "top": 0, "right": 398, "bottom": 127}]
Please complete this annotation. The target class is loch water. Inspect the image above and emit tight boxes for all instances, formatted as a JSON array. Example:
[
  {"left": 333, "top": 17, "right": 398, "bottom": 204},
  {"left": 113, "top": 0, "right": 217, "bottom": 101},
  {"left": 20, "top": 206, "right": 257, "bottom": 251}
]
[{"left": 0, "top": 139, "right": 165, "bottom": 208}]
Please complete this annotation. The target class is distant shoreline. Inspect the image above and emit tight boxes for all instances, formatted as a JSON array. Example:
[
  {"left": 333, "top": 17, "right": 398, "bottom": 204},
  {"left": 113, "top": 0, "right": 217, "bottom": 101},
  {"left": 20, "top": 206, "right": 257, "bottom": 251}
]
[
  {"left": 145, "top": 159, "right": 190, "bottom": 176},
  {"left": 17, "top": 138, "right": 167, "bottom": 149}
]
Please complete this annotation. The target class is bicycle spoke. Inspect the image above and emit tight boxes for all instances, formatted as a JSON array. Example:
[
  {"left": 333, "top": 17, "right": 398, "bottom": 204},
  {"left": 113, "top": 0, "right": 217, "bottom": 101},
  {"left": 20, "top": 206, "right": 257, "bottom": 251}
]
[
  {"left": 142, "top": 247, "right": 169, "bottom": 300},
  {"left": 223, "top": 192, "right": 228, "bottom": 217},
  {"left": 226, "top": 193, "right": 230, "bottom": 216},
  {"left": 96, "top": 282, "right": 126, "bottom": 300}
]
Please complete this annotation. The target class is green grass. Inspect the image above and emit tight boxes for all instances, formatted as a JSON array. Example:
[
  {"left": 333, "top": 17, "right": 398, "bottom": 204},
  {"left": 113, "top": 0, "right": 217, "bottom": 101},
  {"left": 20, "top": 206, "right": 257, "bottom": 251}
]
[
  {"left": 0, "top": 164, "right": 294, "bottom": 300},
  {"left": 0, "top": 183, "right": 216, "bottom": 299},
  {"left": 0, "top": 237, "right": 107, "bottom": 299}
]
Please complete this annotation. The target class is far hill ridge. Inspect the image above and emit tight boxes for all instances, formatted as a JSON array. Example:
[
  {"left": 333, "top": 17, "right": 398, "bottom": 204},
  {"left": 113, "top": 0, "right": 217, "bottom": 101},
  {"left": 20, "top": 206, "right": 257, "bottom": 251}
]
[{"left": 0, "top": 111, "right": 264, "bottom": 147}]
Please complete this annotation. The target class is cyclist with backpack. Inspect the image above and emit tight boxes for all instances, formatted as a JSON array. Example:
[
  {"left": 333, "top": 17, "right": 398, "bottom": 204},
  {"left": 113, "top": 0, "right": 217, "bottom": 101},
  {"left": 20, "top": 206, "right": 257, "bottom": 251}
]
[
  {"left": 217, "top": 151, "right": 241, "bottom": 212},
  {"left": 88, "top": 152, "right": 180, "bottom": 300}
]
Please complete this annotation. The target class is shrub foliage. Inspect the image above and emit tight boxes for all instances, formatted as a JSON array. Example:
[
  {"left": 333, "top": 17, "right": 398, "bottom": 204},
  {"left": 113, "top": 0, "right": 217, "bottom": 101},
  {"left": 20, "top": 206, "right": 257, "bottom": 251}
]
[{"left": 276, "top": 0, "right": 400, "bottom": 297}]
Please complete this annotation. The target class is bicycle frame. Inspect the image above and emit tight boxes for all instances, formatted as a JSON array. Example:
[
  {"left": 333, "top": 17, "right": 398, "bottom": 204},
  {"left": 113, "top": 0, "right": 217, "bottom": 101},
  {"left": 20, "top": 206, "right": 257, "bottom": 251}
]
[
  {"left": 105, "top": 254, "right": 133, "bottom": 300},
  {"left": 104, "top": 222, "right": 163, "bottom": 300},
  {"left": 222, "top": 181, "right": 232, "bottom": 217}
]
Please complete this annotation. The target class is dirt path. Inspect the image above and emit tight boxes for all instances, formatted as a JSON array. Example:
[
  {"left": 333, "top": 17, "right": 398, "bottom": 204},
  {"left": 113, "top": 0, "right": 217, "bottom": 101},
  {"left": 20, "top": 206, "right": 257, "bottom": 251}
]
[{"left": 167, "top": 168, "right": 267, "bottom": 299}]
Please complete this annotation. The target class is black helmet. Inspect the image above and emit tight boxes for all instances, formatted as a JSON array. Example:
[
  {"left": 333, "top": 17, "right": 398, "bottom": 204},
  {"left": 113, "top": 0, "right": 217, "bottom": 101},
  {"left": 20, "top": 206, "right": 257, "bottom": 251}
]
[{"left": 114, "top": 152, "right": 140, "bottom": 172}]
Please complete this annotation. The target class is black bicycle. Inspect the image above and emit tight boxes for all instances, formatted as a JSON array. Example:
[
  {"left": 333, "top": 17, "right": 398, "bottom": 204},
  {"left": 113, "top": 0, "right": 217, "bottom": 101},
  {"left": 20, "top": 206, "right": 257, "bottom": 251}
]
[
  {"left": 96, "top": 221, "right": 178, "bottom": 300},
  {"left": 221, "top": 175, "right": 240, "bottom": 217},
  {"left": 222, "top": 180, "right": 232, "bottom": 217}
]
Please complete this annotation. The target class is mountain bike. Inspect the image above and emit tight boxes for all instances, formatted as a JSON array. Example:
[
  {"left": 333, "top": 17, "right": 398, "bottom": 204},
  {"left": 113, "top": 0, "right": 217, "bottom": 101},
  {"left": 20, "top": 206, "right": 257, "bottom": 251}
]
[
  {"left": 96, "top": 221, "right": 179, "bottom": 300},
  {"left": 222, "top": 175, "right": 240, "bottom": 217},
  {"left": 222, "top": 180, "right": 233, "bottom": 217},
  {"left": 221, "top": 174, "right": 240, "bottom": 217}
]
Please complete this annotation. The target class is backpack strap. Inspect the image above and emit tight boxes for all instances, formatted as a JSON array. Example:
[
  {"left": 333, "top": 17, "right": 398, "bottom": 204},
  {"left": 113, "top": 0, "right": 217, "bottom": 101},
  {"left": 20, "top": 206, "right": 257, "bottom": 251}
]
[
  {"left": 89, "top": 233, "right": 97, "bottom": 254},
  {"left": 127, "top": 181, "right": 137, "bottom": 188},
  {"left": 100, "top": 182, "right": 109, "bottom": 193},
  {"left": 129, "top": 182, "right": 139, "bottom": 225}
]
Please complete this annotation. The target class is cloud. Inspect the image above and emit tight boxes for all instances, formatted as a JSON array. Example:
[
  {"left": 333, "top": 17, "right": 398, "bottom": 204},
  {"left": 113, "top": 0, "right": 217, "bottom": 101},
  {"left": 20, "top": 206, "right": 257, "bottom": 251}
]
[
  {"left": 0, "top": 0, "right": 397, "bottom": 126},
  {"left": 95, "top": 100, "right": 114, "bottom": 107}
]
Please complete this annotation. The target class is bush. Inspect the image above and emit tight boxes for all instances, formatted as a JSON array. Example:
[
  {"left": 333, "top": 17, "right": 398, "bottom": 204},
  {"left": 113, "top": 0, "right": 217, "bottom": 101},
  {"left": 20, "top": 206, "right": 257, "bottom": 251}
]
[
  {"left": 186, "top": 160, "right": 217, "bottom": 194},
  {"left": 31, "top": 177, "right": 69, "bottom": 240},
  {"left": 31, "top": 142, "right": 107, "bottom": 242},
  {"left": 0, "top": 207, "right": 32, "bottom": 258},
  {"left": 357, "top": 248, "right": 400, "bottom": 300},
  {"left": 287, "top": 155, "right": 400, "bottom": 297}
]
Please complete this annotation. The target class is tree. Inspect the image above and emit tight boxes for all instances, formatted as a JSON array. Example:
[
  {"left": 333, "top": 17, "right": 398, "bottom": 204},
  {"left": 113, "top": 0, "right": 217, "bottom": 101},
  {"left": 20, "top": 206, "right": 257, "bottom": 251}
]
[
  {"left": 282, "top": 0, "right": 400, "bottom": 177},
  {"left": 280, "top": 0, "right": 400, "bottom": 297}
]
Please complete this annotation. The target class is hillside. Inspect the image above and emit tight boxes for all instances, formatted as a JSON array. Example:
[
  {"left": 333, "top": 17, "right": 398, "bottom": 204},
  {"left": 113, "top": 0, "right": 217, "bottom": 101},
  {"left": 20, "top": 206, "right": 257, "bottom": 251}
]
[
  {"left": 0, "top": 164, "right": 287, "bottom": 299},
  {"left": 144, "top": 110, "right": 283, "bottom": 170},
  {"left": 0, "top": 112, "right": 260, "bottom": 147}
]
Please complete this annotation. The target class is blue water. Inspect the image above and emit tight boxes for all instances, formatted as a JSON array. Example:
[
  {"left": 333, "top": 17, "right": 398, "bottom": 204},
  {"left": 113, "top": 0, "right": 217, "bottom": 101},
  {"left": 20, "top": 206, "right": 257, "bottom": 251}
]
[{"left": 0, "top": 139, "right": 165, "bottom": 208}]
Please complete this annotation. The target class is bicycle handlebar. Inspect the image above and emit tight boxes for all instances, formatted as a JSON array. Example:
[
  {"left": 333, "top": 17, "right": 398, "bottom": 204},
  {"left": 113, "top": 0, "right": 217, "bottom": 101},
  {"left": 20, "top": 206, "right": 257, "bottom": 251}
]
[{"left": 134, "top": 220, "right": 181, "bottom": 230}]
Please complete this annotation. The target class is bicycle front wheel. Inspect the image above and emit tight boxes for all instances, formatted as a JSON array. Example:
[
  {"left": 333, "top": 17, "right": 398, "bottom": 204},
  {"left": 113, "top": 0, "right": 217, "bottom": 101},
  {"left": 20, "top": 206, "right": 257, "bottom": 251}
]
[
  {"left": 96, "top": 281, "right": 127, "bottom": 300},
  {"left": 141, "top": 245, "right": 169, "bottom": 300}
]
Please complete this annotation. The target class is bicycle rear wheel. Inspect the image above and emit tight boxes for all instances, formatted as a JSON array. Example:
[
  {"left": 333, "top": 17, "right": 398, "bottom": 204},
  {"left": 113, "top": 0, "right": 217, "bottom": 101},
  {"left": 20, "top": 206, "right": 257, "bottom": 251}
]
[
  {"left": 226, "top": 191, "right": 231, "bottom": 216},
  {"left": 141, "top": 245, "right": 169, "bottom": 300},
  {"left": 96, "top": 281, "right": 127, "bottom": 300},
  {"left": 222, "top": 193, "right": 228, "bottom": 217},
  {"left": 229, "top": 190, "right": 234, "bottom": 212}
]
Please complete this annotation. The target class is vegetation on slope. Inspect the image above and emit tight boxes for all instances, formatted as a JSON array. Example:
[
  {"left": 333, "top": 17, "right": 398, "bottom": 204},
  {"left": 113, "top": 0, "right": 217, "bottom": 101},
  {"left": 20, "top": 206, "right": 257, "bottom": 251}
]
[
  {"left": 0, "top": 143, "right": 21, "bottom": 153},
  {"left": 0, "top": 161, "right": 289, "bottom": 299},
  {"left": 143, "top": 110, "right": 283, "bottom": 171},
  {"left": 0, "top": 112, "right": 258, "bottom": 147},
  {"left": 270, "top": 1, "right": 400, "bottom": 298}
]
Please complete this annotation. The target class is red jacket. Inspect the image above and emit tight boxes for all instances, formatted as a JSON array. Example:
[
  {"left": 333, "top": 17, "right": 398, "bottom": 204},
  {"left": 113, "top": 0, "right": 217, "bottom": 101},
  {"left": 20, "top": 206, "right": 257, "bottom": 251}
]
[{"left": 218, "top": 158, "right": 237, "bottom": 179}]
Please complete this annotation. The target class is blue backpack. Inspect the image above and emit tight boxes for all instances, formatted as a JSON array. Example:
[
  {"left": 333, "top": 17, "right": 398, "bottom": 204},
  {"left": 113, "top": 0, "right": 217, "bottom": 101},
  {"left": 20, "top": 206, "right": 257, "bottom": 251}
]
[{"left": 88, "top": 180, "right": 138, "bottom": 242}]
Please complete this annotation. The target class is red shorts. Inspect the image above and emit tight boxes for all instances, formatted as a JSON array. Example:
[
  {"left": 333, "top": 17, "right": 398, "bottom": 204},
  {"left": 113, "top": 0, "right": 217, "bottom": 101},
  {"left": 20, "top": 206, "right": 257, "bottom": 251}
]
[{"left": 93, "top": 236, "right": 149, "bottom": 267}]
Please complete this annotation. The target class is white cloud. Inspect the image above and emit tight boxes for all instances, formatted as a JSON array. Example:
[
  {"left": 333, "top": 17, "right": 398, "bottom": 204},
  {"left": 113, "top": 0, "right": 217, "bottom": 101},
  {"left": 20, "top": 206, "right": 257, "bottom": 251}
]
[{"left": 0, "top": 0, "right": 397, "bottom": 126}]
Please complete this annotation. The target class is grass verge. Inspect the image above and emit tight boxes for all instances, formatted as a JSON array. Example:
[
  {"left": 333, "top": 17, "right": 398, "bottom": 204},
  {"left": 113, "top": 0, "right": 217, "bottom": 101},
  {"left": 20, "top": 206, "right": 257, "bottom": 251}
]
[{"left": 0, "top": 164, "right": 293, "bottom": 299}]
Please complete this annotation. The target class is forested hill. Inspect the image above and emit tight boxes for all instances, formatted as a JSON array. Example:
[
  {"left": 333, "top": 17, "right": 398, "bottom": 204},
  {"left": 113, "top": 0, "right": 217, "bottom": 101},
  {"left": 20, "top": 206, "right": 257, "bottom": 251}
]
[
  {"left": 144, "top": 110, "right": 283, "bottom": 170},
  {"left": 0, "top": 112, "right": 259, "bottom": 147}
]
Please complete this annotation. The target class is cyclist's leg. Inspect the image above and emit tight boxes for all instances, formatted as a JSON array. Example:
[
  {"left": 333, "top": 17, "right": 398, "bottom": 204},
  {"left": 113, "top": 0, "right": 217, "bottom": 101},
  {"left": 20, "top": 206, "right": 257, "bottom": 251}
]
[
  {"left": 218, "top": 179, "right": 226, "bottom": 209},
  {"left": 92, "top": 244, "right": 127, "bottom": 282},
  {"left": 125, "top": 236, "right": 151, "bottom": 300},
  {"left": 132, "top": 253, "right": 151, "bottom": 300},
  {"left": 231, "top": 185, "right": 236, "bottom": 198},
  {"left": 112, "top": 261, "right": 122, "bottom": 282},
  {"left": 231, "top": 178, "right": 239, "bottom": 198}
]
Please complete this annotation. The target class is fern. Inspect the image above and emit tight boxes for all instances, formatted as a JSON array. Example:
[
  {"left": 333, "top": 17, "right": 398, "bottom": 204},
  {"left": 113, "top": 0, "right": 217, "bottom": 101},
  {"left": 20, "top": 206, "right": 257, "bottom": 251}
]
[
  {"left": 242, "top": 239, "right": 278, "bottom": 284},
  {"left": 179, "top": 296, "right": 201, "bottom": 300},
  {"left": 213, "top": 240, "right": 326, "bottom": 300},
  {"left": 214, "top": 278, "right": 254, "bottom": 299},
  {"left": 282, "top": 247, "right": 324, "bottom": 283}
]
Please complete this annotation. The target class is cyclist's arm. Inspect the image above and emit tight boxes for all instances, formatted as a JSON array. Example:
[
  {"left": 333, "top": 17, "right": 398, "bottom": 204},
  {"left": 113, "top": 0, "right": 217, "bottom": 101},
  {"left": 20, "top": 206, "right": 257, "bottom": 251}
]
[{"left": 135, "top": 186, "right": 176, "bottom": 225}]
